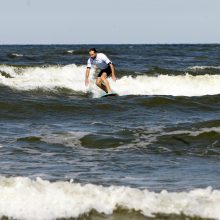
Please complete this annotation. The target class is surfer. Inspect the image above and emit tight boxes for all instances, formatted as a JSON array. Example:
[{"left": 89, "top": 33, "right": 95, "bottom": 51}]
[{"left": 85, "top": 48, "right": 116, "bottom": 93}]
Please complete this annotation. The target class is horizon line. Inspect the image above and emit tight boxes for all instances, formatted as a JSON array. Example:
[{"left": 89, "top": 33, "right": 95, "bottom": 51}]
[{"left": 0, "top": 43, "right": 220, "bottom": 46}]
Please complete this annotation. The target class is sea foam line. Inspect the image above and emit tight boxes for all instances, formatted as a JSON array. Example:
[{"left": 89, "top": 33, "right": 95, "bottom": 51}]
[
  {"left": 1, "top": 64, "right": 220, "bottom": 97},
  {"left": 0, "top": 176, "right": 220, "bottom": 220}
]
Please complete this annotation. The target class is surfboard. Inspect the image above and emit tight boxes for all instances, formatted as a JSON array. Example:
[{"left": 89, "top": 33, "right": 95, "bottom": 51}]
[{"left": 101, "top": 92, "right": 119, "bottom": 98}]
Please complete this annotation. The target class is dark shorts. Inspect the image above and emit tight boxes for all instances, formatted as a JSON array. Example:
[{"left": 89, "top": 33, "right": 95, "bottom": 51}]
[{"left": 98, "top": 66, "right": 112, "bottom": 78}]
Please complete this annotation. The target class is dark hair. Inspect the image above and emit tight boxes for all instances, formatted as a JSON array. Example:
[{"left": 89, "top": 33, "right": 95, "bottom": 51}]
[{"left": 89, "top": 48, "right": 97, "bottom": 53}]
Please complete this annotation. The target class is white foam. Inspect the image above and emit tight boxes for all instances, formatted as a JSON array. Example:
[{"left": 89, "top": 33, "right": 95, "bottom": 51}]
[
  {"left": 0, "top": 176, "right": 220, "bottom": 220},
  {"left": 10, "top": 53, "right": 24, "bottom": 57},
  {"left": 111, "top": 73, "right": 220, "bottom": 97},
  {"left": 66, "top": 50, "right": 75, "bottom": 54},
  {"left": 1, "top": 64, "right": 220, "bottom": 97},
  {"left": 188, "top": 65, "right": 220, "bottom": 70},
  {"left": 0, "top": 64, "right": 91, "bottom": 93},
  {"left": 163, "top": 126, "right": 220, "bottom": 137},
  {"left": 41, "top": 131, "right": 89, "bottom": 148}
]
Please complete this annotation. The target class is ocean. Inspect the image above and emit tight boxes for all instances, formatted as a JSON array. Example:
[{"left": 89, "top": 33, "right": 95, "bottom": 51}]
[{"left": 0, "top": 44, "right": 220, "bottom": 220}]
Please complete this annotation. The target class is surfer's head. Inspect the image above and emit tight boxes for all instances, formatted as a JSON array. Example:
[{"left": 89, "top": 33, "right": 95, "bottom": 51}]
[{"left": 89, "top": 48, "right": 97, "bottom": 59}]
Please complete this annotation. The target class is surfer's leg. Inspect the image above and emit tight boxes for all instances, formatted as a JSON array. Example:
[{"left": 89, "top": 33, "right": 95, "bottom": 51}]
[
  {"left": 101, "top": 72, "right": 112, "bottom": 93},
  {"left": 96, "top": 77, "right": 108, "bottom": 93}
]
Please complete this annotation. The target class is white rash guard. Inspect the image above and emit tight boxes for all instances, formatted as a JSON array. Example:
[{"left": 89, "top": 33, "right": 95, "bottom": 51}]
[{"left": 87, "top": 53, "right": 112, "bottom": 71}]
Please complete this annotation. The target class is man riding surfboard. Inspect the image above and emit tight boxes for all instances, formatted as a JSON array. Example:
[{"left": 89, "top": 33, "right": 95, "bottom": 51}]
[{"left": 85, "top": 48, "right": 116, "bottom": 94}]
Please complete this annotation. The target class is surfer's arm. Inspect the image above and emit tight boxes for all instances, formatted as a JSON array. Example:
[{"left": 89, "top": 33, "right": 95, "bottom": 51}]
[
  {"left": 85, "top": 58, "right": 92, "bottom": 86},
  {"left": 85, "top": 67, "right": 90, "bottom": 86},
  {"left": 109, "top": 63, "right": 116, "bottom": 81},
  {"left": 101, "top": 53, "right": 116, "bottom": 81}
]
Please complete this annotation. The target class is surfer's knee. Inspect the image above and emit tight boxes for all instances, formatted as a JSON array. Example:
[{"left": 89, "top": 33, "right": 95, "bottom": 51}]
[
  {"left": 101, "top": 73, "right": 107, "bottom": 82},
  {"left": 96, "top": 78, "right": 101, "bottom": 86},
  {"left": 101, "top": 72, "right": 107, "bottom": 79},
  {"left": 96, "top": 81, "right": 101, "bottom": 87}
]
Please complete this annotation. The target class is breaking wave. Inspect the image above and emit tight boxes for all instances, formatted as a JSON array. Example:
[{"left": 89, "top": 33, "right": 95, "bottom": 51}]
[
  {"left": 0, "top": 176, "right": 220, "bottom": 220},
  {"left": 1, "top": 64, "right": 220, "bottom": 97}
]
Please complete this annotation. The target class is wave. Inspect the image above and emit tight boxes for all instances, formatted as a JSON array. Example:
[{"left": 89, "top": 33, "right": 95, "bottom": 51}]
[
  {"left": 149, "top": 127, "right": 220, "bottom": 157},
  {"left": 13, "top": 123, "right": 220, "bottom": 155},
  {"left": 1, "top": 64, "right": 220, "bottom": 97},
  {"left": 188, "top": 65, "right": 220, "bottom": 70},
  {"left": 187, "top": 65, "right": 220, "bottom": 75},
  {"left": 0, "top": 64, "right": 88, "bottom": 94},
  {"left": 62, "top": 50, "right": 75, "bottom": 55},
  {"left": 0, "top": 176, "right": 219, "bottom": 220},
  {"left": 62, "top": 49, "right": 87, "bottom": 55},
  {"left": 17, "top": 131, "right": 88, "bottom": 148},
  {"left": 7, "top": 53, "right": 24, "bottom": 58},
  {"left": 66, "top": 50, "right": 75, "bottom": 54}
]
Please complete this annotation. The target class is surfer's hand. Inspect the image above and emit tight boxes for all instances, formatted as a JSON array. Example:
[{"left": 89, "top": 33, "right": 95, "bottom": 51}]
[
  {"left": 112, "top": 76, "right": 116, "bottom": 82},
  {"left": 85, "top": 78, "right": 89, "bottom": 86}
]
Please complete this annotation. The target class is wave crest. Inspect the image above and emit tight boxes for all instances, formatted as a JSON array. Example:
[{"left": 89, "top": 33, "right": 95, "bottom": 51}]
[
  {"left": 0, "top": 176, "right": 219, "bottom": 220},
  {"left": 1, "top": 64, "right": 220, "bottom": 97}
]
